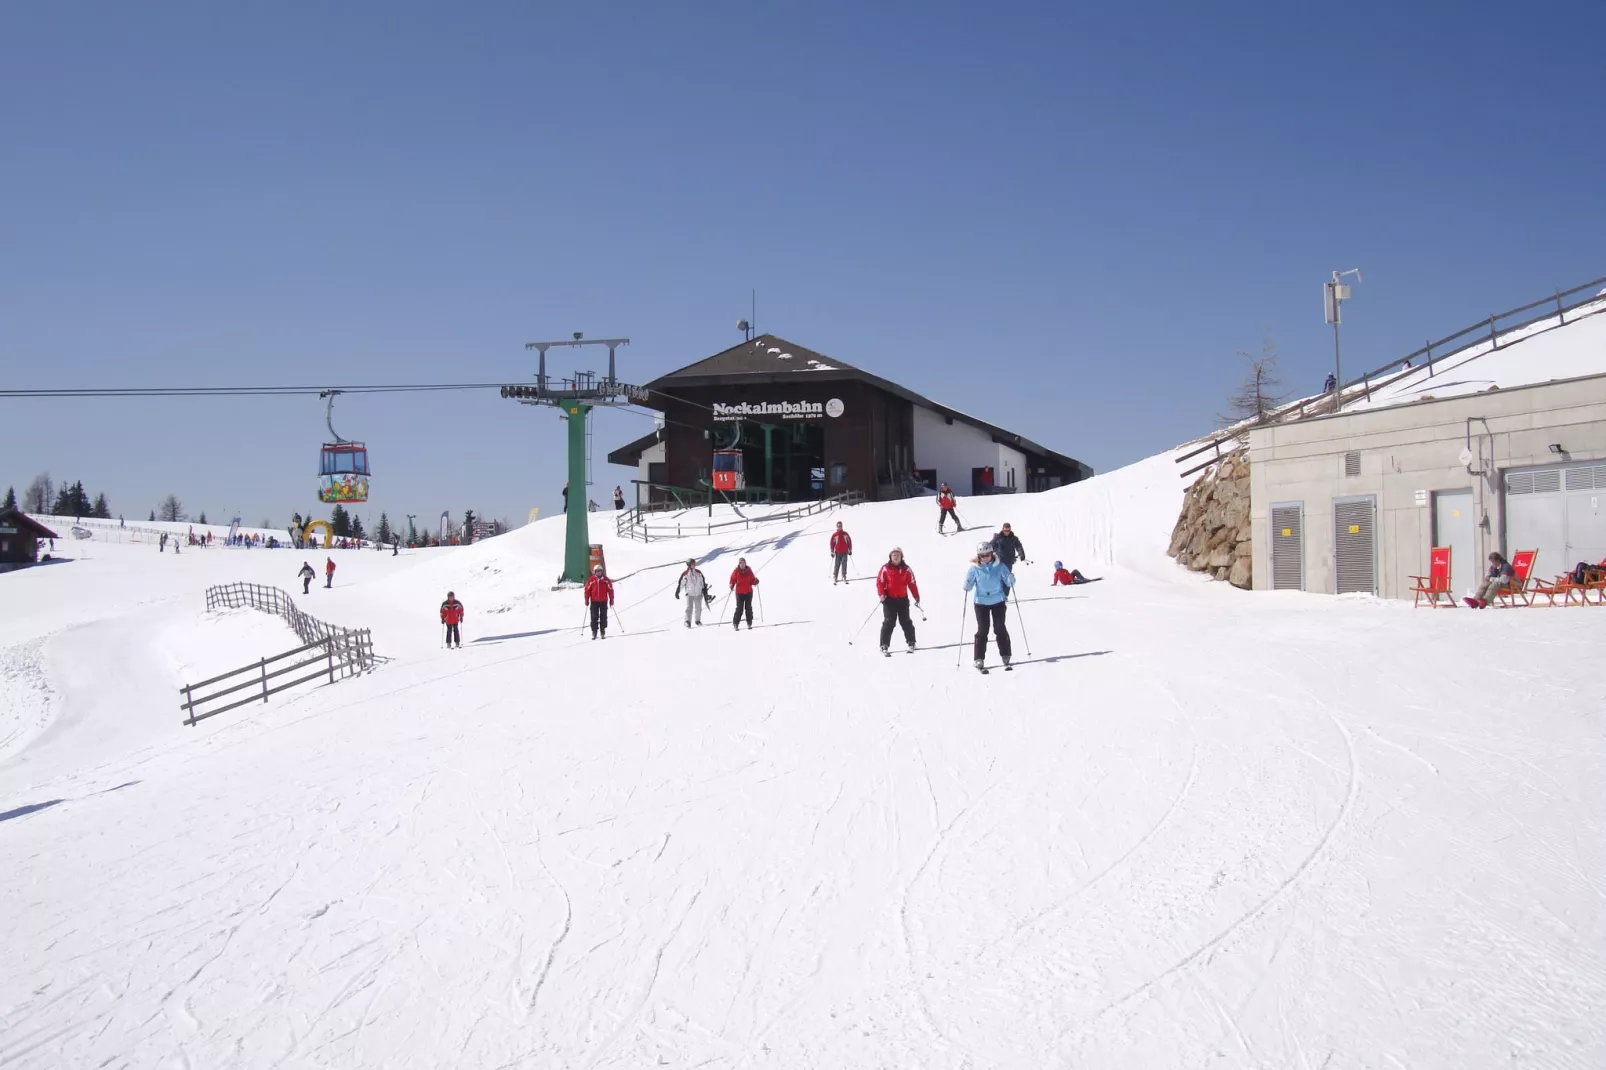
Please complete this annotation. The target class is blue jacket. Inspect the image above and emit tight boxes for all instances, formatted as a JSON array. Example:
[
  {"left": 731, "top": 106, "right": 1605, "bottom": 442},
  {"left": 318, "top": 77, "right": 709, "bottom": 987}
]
[{"left": 964, "top": 558, "right": 1015, "bottom": 605}]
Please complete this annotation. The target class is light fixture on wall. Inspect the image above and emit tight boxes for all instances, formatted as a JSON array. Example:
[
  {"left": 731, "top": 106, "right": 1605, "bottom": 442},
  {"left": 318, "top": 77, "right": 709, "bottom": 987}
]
[{"left": 1549, "top": 443, "right": 1566, "bottom": 455}]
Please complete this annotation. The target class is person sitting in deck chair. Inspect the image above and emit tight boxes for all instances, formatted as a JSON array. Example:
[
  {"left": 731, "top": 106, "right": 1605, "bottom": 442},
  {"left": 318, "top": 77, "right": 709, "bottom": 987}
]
[{"left": 1466, "top": 551, "right": 1515, "bottom": 609}]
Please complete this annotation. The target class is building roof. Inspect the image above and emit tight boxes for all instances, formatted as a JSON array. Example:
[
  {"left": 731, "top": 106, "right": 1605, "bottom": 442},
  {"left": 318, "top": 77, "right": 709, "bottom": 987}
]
[
  {"left": 643, "top": 334, "right": 1093, "bottom": 477},
  {"left": 606, "top": 428, "right": 664, "bottom": 467},
  {"left": 0, "top": 509, "right": 61, "bottom": 540}
]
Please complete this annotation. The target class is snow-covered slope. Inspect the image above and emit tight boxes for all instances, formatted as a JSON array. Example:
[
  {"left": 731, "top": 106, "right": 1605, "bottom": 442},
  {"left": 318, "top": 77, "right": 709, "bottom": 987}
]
[
  {"left": 1349, "top": 295, "right": 1606, "bottom": 412},
  {"left": 3, "top": 456, "right": 1604, "bottom": 1069}
]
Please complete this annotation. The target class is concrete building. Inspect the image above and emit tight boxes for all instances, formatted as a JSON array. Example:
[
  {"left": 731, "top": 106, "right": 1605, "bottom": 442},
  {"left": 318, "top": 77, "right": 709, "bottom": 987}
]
[
  {"left": 1249, "top": 372, "right": 1606, "bottom": 599},
  {"left": 608, "top": 334, "right": 1091, "bottom": 505}
]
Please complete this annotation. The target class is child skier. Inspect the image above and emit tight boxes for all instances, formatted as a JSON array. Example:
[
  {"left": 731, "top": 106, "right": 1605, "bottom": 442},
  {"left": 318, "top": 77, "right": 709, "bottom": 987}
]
[
  {"left": 729, "top": 557, "right": 759, "bottom": 630},
  {"left": 1051, "top": 561, "right": 1093, "bottom": 585},
  {"left": 675, "top": 558, "right": 708, "bottom": 627},
  {"left": 298, "top": 561, "right": 316, "bottom": 594},
  {"left": 440, "top": 591, "right": 466, "bottom": 648},
  {"left": 875, "top": 548, "right": 921, "bottom": 654},
  {"left": 937, "top": 484, "right": 962, "bottom": 533},
  {"left": 965, "top": 541, "right": 1017, "bottom": 671},
  {"left": 584, "top": 564, "right": 615, "bottom": 638},
  {"left": 830, "top": 522, "right": 853, "bottom": 584}
]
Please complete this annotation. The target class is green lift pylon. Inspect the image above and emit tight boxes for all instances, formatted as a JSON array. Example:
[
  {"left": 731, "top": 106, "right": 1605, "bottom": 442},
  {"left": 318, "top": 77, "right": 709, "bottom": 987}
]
[
  {"left": 499, "top": 335, "right": 645, "bottom": 585},
  {"left": 561, "top": 397, "right": 593, "bottom": 583}
]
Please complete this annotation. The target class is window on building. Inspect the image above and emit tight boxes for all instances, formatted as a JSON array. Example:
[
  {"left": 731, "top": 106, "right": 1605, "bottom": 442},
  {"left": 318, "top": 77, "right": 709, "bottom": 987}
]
[{"left": 829, "top": 462, "right": 847, "bottom": 486}]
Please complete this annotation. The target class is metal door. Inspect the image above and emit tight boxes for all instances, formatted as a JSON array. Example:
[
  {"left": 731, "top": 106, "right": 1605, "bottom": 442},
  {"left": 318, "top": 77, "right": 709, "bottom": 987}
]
[
  {"left": 1333, "top": 495, "right": 1377, "bottom": 595},
  {"left": 1564, "top": 464, "right": 1606, "bottom": 566},
  {"left": 1270, "top": 503, "right": 1304, "bottom": 590},
  {"left": 1433, "top": 488, "right": 1475, "bottom": 597},
  {"left": 1505, "top": 466, "right": 1564, "bottom": 576}
]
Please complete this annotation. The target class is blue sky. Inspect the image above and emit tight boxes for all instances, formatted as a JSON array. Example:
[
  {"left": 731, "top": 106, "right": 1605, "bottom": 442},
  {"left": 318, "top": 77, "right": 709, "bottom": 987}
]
[{"left": 4, "top": 1, "right": 1603, "bottom": 530}]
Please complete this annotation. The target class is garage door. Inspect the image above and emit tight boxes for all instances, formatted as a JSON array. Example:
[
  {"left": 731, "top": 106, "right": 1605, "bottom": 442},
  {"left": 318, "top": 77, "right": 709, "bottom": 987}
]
[
  {"left": 1505, "top": 462, "right": 1606, "bottom": 575},
  {"left": 1270, "top": 503, "right": 1304, "bottom": 591},
  {"left": 1333, "top": 495, "right": 1377, "bottom": 595}
]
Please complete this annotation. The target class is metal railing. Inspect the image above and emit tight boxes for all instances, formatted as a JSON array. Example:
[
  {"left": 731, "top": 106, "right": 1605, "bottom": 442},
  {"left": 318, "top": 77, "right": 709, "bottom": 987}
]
[
  {"left": 1176, "top": 274, "right": 1606, "bottom": 479},
  {"left": 180, "top": 583, "right": 377, "bottom": 725},
  {"left": 616, "top": 491, "right": 865, "bottom": 542}
]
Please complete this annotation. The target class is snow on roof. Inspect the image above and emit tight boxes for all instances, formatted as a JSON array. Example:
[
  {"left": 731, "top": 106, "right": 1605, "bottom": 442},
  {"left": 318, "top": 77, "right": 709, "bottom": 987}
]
[{"left": 1345, "top": 298, "right": 1606, "bottom": 412}]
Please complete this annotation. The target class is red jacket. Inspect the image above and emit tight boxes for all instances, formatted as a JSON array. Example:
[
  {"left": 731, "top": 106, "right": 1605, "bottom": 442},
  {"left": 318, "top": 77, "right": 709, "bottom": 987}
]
[
  {"left": 937, "top": 492, "right": 955, "bottom": 510},
  {"left": 325, "top": 559, "right": 335, "bottom": 574},
  {"left": 584, "top": 575, "right": 614, "bottom": 605},
  {"left": 729, "top": 566, "right": 759, "bottom": 594},
  {"left": 1052, "top": 568, "right": 1075, "bottom": 586},
  {"left": 440, "top": 599, "right": 465, "bottom": 624},
  {"left": 876, "top": 561, "right": 920, "bottom": 601},
  {"left": 830, "top": 531, "right": 852, "bottom": 555}
]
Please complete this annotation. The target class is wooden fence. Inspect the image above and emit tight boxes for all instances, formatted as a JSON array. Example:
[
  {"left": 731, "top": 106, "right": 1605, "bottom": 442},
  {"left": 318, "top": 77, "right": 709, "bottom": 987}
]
[
  {"left": 1176, "top": 274, "right": 1606, "bottom": 479},
  {"left": 181, "top": 583, "right": 376, "bottom": 725},
  {"left": 616, "top": 490, "right": 865, "bottom": 542}
]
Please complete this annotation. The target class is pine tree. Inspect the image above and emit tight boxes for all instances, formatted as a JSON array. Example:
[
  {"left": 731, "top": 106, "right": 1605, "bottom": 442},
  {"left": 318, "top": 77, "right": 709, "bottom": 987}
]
[
  {"left": 1, "top": 486, "right": 15, "bottom": 511},
  {"left": 350, "top": 515, "right": 366, "bottom": 541},
  {"left": 91, "top": 492, "right": 110, "bottom": 519},
  {"left": 158, "top": 494, "right": 184, "bottom": 522},
  {"left": 148, "top": 509, "right": 156, "bottom": 522},
  {"left": 198, "top": 511, "right": 208, "bottom": 525},
  {"left": 329, "top": 503, "right": 351, "bottom": 538},
  {"left": 51, "top": 485, "right": 73, "bottom": 516},
  {"left": 376, "top": 512, "right": 392, "bottom": 545}
]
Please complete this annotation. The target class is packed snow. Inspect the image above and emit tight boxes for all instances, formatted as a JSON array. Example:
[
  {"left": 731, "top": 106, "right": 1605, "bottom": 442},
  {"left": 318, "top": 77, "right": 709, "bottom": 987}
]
[
  {"left": 1347, "top": 295, "right": 1606, "bottom": 412},
  {"left": 3, "top": 451, "right": 1604, "bottom": 1068}
]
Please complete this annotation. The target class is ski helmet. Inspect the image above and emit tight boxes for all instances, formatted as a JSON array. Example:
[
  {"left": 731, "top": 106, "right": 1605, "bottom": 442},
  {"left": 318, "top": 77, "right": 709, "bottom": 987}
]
[
  {"left": 977, "top": 542, "right": 994, "bottom": 556},
  {"left": 1053, "top": 561, "right": 1062, "bottom": 570},
  {"left": 593, "top": 564, "right": 603, "bottom": 573},
  {"left": 686, "top": 558, "right": 696, "bottom": 566}
]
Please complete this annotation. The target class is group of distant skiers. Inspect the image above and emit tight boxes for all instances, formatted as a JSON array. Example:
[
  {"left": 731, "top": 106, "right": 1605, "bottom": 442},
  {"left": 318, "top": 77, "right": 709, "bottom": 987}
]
[{"left": 416, "top": 481, "right": 1095, "bottom": 668}]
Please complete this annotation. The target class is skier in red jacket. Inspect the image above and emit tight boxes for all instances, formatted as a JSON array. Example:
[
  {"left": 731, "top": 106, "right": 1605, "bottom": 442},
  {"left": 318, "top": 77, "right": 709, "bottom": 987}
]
[
  {"left": 729, "top": 557, "right": 759, "bottom": 630},
  {"left": 1052, "top": 561, "right": 1094, "bottom": 586},
  {"left": 439, "top": 591, "right": 466, "bottom": 648},
  {"left": 829, "top": 522, "right": 853, "bottom": 585},
  {"left": 875, "top": 548, "right": 921, "bottom": 654},
  {"left": 583, "top": 565, "right": 615, "bottom": 639},
  {"left": 937, "top": 485, "right": 962, "bottom": 533}
]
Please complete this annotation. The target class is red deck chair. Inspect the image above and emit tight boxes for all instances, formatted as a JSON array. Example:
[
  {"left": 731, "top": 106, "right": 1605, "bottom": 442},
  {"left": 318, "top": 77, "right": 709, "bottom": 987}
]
[
  {"left": 1494, "top": 549, "right": 1538, "bottom": 607},
  {"left": 1409, "top": 547, "right": 1456, "bottom": 608}
]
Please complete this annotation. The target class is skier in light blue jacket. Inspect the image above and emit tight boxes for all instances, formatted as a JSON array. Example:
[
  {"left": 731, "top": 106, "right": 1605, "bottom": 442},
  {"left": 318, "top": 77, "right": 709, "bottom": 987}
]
[{"left": 963, "top": 541, "right": 1017, "bottom": 670}]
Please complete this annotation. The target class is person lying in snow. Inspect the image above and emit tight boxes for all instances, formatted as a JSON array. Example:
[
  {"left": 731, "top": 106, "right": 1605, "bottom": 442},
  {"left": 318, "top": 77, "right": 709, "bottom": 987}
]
[{"left": 1051, "top": 561, "right": 1096, "bottom": 585}]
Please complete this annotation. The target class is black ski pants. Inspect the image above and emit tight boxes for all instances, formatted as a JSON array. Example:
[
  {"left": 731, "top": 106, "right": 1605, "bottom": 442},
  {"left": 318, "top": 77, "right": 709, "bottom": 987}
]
[
  {"left": 880, "top": 597, "right": 916, "bottom": 648},
  {"left": 732, "top": 592, "right": 754, "bottom": 628},
  {"left": 302, "top": 577, "right": 312, "bottom": 594},
  {"left": 939, "top": 507, "right": 961, "bottom": 531},
  {"left": 589, "top": 601, "right": 609, "bottom": 636},
  {"left": 445, "top": 622, "right": 461, "bottom": 646},
  {"left": 833, "top": 553, "right": 850, "bottom": 581},
  {"left": 973, "top": 601, "right": 1011, "bottom": 661}
]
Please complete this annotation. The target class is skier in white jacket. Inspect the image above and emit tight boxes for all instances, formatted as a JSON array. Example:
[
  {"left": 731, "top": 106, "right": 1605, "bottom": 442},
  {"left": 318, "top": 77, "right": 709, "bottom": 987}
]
[{"left": 675, "top": 558, "right": 710, "bottom": 627}]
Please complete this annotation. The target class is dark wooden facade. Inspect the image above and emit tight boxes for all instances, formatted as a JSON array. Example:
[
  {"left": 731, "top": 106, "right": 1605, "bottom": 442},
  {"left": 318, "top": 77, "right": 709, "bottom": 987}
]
[{"left": 0, "top": 509, "right": 60, "bottom": 567}]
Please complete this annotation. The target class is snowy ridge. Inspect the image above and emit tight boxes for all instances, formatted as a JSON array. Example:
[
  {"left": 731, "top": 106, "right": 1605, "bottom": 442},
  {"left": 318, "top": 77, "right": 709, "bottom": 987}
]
[{"left": 2, "top": 450, "right": 1604, "bottom": 1068}]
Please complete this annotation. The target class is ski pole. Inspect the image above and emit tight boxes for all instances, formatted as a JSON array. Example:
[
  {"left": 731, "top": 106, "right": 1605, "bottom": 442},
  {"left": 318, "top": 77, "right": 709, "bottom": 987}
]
[
  {"left": 756, "top": 588, "right": 765, "bottom": 623},
  {"left": 956, "top": 594, "right": 970, "bottom": 668},
  {"left": 1011, "top": 587, "right": 1033, "bottom": 657},
  {"left": 847, "top": 602, "right": 880, "bottom": 645},
  {"left": 915, "top": 602, "right": 927, "bottom": 622},
  {"left": 611, "top": 605, "right": 625, "bottom": 633}
]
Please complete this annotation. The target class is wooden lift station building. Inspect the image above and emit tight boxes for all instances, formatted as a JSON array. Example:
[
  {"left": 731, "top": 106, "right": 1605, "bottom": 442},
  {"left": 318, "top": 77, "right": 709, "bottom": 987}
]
[{"left": 608, "top": 334, "right": 1091, "bottom": 503}]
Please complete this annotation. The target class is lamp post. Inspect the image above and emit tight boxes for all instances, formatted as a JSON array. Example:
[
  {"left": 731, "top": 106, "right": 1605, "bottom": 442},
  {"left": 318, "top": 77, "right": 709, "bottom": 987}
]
[{"left": 1324, "top": 269, "right": 1363, "bottom": 409}]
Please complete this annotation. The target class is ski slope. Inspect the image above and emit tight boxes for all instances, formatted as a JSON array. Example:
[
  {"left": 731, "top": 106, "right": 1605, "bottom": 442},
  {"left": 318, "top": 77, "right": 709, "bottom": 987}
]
[{"left": 3, "top": 454, "right": 1605, "bottom": 1069}]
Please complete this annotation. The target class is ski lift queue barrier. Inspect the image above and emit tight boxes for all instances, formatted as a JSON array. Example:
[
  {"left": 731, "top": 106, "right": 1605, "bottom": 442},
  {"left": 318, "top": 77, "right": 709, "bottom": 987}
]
[
  {"left": 616, "top": 490, "right": 864, "bottom": 543},
  {"left": 182, "top": 583, "right": 376, "bottom": 725}
]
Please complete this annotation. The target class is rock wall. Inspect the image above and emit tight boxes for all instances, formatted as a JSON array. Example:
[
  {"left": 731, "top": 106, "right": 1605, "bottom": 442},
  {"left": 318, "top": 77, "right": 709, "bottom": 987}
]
[{"left": 1168, "top": 447, "right": 1252, "bottom": 589}]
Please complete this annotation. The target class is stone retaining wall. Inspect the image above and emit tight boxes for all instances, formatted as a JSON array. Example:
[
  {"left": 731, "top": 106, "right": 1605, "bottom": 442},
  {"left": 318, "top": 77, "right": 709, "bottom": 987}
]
[{"left": 1168, "top": 447, "right": 1252, "bottom": 589}]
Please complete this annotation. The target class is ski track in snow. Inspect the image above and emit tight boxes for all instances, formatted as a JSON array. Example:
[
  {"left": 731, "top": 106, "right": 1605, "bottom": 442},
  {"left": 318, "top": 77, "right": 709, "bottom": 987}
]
[{"left": 3, "top": 453, "right": 1606, "bottom": 1068}]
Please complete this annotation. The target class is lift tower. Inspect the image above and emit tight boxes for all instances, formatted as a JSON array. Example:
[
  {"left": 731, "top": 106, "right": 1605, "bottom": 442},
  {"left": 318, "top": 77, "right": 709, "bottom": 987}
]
[{"left": 500, "top": 335, "right": 648, "bottom": 583}]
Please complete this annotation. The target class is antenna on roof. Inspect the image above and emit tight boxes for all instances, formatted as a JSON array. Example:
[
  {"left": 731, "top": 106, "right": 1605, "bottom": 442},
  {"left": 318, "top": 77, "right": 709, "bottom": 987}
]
[{"left": 751, "top": 289, "right": 756, "bottom": 336}]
